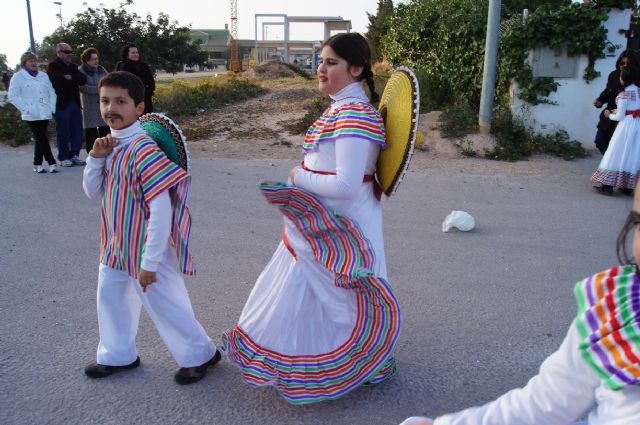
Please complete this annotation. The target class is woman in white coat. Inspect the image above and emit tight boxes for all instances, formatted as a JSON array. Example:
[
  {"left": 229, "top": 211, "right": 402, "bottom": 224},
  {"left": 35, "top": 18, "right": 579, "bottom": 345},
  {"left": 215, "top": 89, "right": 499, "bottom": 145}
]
[{"left": 8, "top": 52, "right": 58, "bottom": 173}]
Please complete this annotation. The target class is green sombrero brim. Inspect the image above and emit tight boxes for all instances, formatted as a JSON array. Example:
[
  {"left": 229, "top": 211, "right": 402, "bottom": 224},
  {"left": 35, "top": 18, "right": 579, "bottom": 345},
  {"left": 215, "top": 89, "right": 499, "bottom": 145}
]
[
  {"left": 376, "top": 67, "right": 420, "bottom": 196},
  {"left": 139, "top": 113, "right": 190, "bottom": 172}
]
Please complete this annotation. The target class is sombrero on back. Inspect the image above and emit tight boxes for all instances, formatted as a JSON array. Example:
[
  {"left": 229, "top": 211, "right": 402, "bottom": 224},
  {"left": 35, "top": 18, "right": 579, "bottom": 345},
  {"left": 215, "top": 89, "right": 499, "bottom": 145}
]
[
  {"left": 139, "top": 113, "right": 190, "bottom": 172},
  {"left": 376, "top": 67, "right": 420, "bottom": 197}
]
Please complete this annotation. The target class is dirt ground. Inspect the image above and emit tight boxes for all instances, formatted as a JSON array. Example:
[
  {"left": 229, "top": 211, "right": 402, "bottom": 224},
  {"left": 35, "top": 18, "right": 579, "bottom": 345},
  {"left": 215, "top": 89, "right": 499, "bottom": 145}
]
[{"left": 179, "top": 74, "right": 596, "bottom": 177}]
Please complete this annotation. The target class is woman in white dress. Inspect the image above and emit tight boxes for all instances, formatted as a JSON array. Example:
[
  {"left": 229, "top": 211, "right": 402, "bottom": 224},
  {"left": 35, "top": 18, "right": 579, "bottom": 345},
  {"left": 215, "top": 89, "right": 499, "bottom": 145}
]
[
  {"left": 223, "top": 32, "right": 401, "bottom": 404},
  {"left": 592, "top": 67, "right": 640, "bottom": 196}
]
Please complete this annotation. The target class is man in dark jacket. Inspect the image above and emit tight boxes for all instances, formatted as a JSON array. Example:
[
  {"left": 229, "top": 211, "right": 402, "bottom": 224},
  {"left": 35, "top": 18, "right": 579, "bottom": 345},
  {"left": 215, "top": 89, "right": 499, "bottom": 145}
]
[{"left": 48, "top": 43, "right": 87, "bottom": 166}]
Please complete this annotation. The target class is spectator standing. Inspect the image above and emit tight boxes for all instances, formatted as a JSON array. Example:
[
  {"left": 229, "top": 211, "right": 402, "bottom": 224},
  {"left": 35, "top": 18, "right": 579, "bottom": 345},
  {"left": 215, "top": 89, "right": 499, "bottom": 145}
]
[
  {"left": 47, "top": 42, "right": 87, "bottom": 167},
  {"left": 2, "top": 71, "right": 10, "bottom": 89},
  {"left": 592, "top": 49, "right": 640, "bottom": 154},
  {"left": 78, "top": 47, "right": 109, "bottom": 153},
  {"left": 8, "top": 52, "right": 58, "bottom": 173},
  {"left": 115, "top": 44, "right": 155, "bottom": 114}
]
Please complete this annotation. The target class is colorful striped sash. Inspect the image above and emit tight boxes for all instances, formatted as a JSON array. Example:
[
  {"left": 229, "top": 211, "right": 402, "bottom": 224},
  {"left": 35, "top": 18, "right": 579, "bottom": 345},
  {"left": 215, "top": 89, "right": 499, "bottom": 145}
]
[
  {"left": 574, "top": 265, "right": 640, "bottom": 390},
  {"left": 626, "top": 110, "right": 640, "bottom": 118}
]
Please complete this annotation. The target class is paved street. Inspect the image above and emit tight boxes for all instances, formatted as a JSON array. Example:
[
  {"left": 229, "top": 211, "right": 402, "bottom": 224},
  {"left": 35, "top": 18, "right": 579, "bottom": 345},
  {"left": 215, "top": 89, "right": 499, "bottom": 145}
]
[{"left": 0, "top": 145, "right": 632, "bottom": 425}]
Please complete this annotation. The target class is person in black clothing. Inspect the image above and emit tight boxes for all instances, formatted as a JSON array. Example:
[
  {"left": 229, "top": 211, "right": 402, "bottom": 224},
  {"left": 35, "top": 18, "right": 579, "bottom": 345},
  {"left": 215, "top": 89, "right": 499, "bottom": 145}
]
[
  {"left": 2, "top": 72, "right": 10, "bottom": 90},
  {"left": 592, "top": 49, "right": 640, "bottom": 154},
  {"left": 48, "top": 42, "right": 88, "bottom": 166},
  {"left": 115, "top": 43, "right": 155, "bottom": 114}
]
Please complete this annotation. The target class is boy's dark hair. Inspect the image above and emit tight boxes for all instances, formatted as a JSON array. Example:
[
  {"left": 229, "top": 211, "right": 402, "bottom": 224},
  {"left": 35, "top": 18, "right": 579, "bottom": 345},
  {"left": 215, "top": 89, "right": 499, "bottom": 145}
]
[
  {"left": 322, "top": 32, "right": 380, "bottom": 104},
  {"left": 99, "top": 71, "right": 145, "bottom": 105}
]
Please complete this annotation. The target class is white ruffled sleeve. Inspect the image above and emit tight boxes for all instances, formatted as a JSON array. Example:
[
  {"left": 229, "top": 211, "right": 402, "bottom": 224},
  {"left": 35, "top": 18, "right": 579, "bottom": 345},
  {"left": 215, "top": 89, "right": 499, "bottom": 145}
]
[
  {"left": 293, "top": 137, "right": 371, "bottom": 200},
  {"left": 432, "top": 323, "right": 600, "bottom": 425}
]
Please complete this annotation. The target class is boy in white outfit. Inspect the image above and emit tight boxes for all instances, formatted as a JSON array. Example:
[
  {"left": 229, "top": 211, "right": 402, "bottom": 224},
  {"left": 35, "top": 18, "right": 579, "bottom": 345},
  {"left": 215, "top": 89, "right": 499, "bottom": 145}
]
[{"left": 82, "top": 71, "right": 219, "bottom": 384}]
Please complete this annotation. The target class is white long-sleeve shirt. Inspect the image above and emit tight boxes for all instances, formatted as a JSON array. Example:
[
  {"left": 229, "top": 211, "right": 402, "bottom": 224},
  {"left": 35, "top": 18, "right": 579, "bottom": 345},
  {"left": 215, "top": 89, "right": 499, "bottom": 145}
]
[
  {"left": 294, "top": 82, "right": 380, "bottom": 200},
  {"left": 609, "top": 84, "right": 640, "bottom": 122},
  {"left": 401, "top": 322, "right": 640, "bottom": 425},
  {"left": 82, "top": 122, "right": 171, "bottom": 272}
]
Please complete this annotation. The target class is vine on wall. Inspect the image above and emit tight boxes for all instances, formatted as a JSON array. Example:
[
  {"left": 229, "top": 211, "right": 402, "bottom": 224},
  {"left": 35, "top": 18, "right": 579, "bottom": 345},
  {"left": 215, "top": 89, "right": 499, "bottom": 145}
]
[{"left": 381, "top": 1, "right": 628, "bottom": 107}]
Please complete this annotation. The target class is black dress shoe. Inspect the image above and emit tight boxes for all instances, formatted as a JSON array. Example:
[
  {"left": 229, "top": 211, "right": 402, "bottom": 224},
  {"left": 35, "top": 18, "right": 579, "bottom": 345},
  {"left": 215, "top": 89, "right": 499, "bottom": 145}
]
[
  {"left": 593, "top": 185, "right": 613, "bottom": 196},
  {"left": 85, "top": 356, "right": 140, "bottom": 379},
  {"left": 174, "top": 350, "right": 221, "bottom": 385}
]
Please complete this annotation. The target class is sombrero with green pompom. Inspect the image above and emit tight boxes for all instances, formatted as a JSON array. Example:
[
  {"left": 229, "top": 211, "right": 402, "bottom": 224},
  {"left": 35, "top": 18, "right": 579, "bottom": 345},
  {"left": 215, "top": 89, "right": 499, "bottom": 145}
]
[{"left": 139, "top": 113, "right": 190, "bottom": 172}]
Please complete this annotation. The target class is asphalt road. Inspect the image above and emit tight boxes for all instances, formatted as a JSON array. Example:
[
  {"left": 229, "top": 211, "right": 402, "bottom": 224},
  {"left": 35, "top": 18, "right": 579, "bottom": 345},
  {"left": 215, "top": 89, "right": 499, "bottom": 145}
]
[{"left": 0, "top": 145, "right": 632, "bottom": 425}]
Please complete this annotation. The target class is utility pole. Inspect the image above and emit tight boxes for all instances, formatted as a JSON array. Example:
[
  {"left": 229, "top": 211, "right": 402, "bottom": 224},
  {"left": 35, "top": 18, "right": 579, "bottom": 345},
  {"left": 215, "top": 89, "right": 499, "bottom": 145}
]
[
  {"left": 479, "top": 0, "right": 501, "bottom": 134},
  {"left": 26, "top": 0, "right": 36, "bottom": 53},
  {"left": 54, "top": 1, "right": 63, "bottom": 28}
]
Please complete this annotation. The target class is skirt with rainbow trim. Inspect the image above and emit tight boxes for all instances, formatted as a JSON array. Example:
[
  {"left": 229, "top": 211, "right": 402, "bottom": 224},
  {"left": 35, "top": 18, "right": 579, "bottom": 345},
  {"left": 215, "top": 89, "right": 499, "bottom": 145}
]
[{"left": 222, "top": 181, "right": 401, "bottom": 404}]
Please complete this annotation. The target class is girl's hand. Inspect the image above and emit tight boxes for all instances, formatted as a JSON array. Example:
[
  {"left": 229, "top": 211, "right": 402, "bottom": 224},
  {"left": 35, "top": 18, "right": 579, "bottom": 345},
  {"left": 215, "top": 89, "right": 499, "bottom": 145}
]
[
  {"left": 289, "top": 166, "right": 299, "bottom": 185},
  {"left": 604, "top": 110, "right": 611, "bottom": 119},
  {"left": 138, "top": 269, "right": 157, "bottom": 291},
  {"left": 91, "top": 134, "right": 117, "bottom": 158}
]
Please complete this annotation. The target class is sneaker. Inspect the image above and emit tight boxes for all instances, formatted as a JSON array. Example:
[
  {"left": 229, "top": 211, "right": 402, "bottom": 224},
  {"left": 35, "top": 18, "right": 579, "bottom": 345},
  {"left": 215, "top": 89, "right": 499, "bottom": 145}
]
[
  {"left": 174, "top": 350, "right": 221, "bottom": 385},
  {"left": 71, "top": 156, "right": 86, "bottom": 166},
  {"left": 33, "top": 165, "right": 45, "bottom": 173},
  {"left": 60, "top": 159, "right": 74, "bottom": 167},
  {"left": 48, "top": 164, "right": 58, "bottom": 173},
  {"left": 84, "top": 356, "right": 140, "bottom": 379}
]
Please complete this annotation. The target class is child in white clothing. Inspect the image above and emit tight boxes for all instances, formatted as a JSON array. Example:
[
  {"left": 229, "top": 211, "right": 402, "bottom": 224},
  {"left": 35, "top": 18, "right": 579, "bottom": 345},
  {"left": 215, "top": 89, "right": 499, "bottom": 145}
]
[
  {"left": 82, "top": 71, "right": 218, "bottom": 385},
  {"left": 399, "top": 185, "right": 640, "bottom": 425}
]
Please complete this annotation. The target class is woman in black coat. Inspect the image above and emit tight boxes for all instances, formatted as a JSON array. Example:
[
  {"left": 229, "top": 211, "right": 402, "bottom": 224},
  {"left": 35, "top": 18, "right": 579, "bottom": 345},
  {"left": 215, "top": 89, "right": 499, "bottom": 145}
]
[
  {"left": 115, "top": 43, "right": 156, "bottom": 114},
  {"left": 592, "top": 49, "right": 640, "bottom": 154}
]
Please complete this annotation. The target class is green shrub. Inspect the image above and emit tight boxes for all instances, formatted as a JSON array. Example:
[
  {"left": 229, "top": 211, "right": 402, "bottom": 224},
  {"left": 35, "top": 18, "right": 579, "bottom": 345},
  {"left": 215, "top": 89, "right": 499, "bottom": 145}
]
[
  {"left": 284, "top": 95, "right": 331, "bottom": 134},
  {"left": 487, "top": 105, "right": 587, "bottom": 161},
  {"left": 154, "top": 74, "right": 267, "bottom": 118},
  {"left": 440, "top": 100, "right": 478, "bottom": 138},
  {"left": 0, "top": 104, "right": 31, "bottom": 146}
]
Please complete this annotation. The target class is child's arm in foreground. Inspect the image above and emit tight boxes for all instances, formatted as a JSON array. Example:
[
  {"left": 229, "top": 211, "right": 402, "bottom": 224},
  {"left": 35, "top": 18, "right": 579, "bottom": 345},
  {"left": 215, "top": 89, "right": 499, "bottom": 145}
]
[
  {"left": 138, "top": 190, "right": 171, "bottom": 289},
  {"left": 83, "top": 135, "right": 117, "bottom": 198},
  {"left": 400, "top": 323, "right": 600, "bottom": 425}
]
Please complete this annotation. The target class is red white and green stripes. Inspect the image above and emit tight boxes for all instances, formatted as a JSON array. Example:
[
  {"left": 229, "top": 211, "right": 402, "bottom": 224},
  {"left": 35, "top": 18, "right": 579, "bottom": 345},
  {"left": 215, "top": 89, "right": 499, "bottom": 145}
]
[
  {"left": 574, "top": 265, "right": 640, "bottom": 390},
  {"left": 223, "top": 182, "right": 401, "bottom": 404},
  {"left": 303, "top": 102, "right": 386, "bottom": 153},
  {"left": 99, "top": 136, "right": 195, "bottom": 278}
]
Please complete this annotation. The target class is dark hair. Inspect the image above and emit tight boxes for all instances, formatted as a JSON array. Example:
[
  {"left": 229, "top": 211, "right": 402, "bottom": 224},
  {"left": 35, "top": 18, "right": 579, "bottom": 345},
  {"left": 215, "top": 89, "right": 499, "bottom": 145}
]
[
  {"left": 99, "top": 71, "right": 145, "bottom": 105},
  {"left": 81, "top": 47, "right": 99, "bottom": 64},
  {"left": 322, "top": 32, "right": 380, "bottom": 104},
  {"left": 620, "top": 67, "right": 638, "bottom": 87},
  {"left": 120, "top": 43, "right": 139, "bottom": 62},
  {"left": 616, "top": 49, "right": 640, "bottom": 70}
]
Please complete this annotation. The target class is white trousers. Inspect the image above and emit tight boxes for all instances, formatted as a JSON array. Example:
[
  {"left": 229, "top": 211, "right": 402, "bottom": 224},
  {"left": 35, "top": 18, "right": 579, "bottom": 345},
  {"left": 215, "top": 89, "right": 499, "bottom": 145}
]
[{"left": 95, "top": 248, "right": 216, "bottom": 367}]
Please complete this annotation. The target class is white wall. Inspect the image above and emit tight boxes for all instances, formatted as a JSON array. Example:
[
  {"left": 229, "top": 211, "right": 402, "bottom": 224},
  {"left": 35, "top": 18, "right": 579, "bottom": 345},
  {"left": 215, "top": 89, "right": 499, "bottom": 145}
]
[{"left": 511, "top": 9, "right": 631, "bottom": 148}]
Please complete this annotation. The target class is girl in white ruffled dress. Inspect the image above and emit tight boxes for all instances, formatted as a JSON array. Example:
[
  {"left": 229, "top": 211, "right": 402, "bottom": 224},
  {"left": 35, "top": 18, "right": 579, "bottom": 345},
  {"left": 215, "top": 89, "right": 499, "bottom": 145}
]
[
  {"left": 223, "top": 32, "right": 401, "bottom": 404},
  {"left": 592, "top": 67, "right": 640, "bottom": 195}
]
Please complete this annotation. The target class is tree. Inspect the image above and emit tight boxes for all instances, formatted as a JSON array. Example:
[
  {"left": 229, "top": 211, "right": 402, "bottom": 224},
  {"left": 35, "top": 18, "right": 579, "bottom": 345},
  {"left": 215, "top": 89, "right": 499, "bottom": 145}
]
[
  {"left": 41, "top": 0, "right": 206, "bottom": 73},
  {"left": 366, "top": 0, "right": 394, "bottom": 62},
  {"left": 0, "top": 53, "right": 8, "bottom": 73}
]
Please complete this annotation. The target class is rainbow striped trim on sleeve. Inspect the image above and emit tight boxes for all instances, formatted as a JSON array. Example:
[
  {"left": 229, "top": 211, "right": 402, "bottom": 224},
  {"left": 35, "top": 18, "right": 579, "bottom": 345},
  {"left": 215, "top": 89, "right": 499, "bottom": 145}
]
[
  {"left": 222, "top": 181, "right": 401, "bottom": 404},
  {"left": 574, "top": 265, "right": 640, "bottom": 390},
  {"left": 302, "top": 102, "right": 387, "bottom": 154}
]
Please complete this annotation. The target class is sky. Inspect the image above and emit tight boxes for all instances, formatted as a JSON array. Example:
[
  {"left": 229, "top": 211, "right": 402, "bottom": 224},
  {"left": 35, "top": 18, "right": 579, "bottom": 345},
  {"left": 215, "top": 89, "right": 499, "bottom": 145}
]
[{"left": 3, "top": 0, "right": 382, "bottom": 68}]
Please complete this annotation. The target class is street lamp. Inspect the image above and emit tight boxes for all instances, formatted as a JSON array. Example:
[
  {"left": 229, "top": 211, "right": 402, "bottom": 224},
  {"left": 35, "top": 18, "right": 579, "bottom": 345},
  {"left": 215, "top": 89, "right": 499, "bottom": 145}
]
[
  {"left": 25, "top": 0, "right": 37, "bottom": 53},
  {"left": 53, "top": 1, "right": 63, "bottom": 28}
]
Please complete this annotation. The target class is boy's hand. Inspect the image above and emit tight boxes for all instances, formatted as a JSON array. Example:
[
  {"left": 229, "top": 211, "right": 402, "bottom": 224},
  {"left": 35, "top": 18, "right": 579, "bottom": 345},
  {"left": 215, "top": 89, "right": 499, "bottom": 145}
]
[
  {"left": 90, "top": 134, "right": 118, "bottom": 158},
  {"left": 139, "top": 269, "right": 157, "bottom": 291}
]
